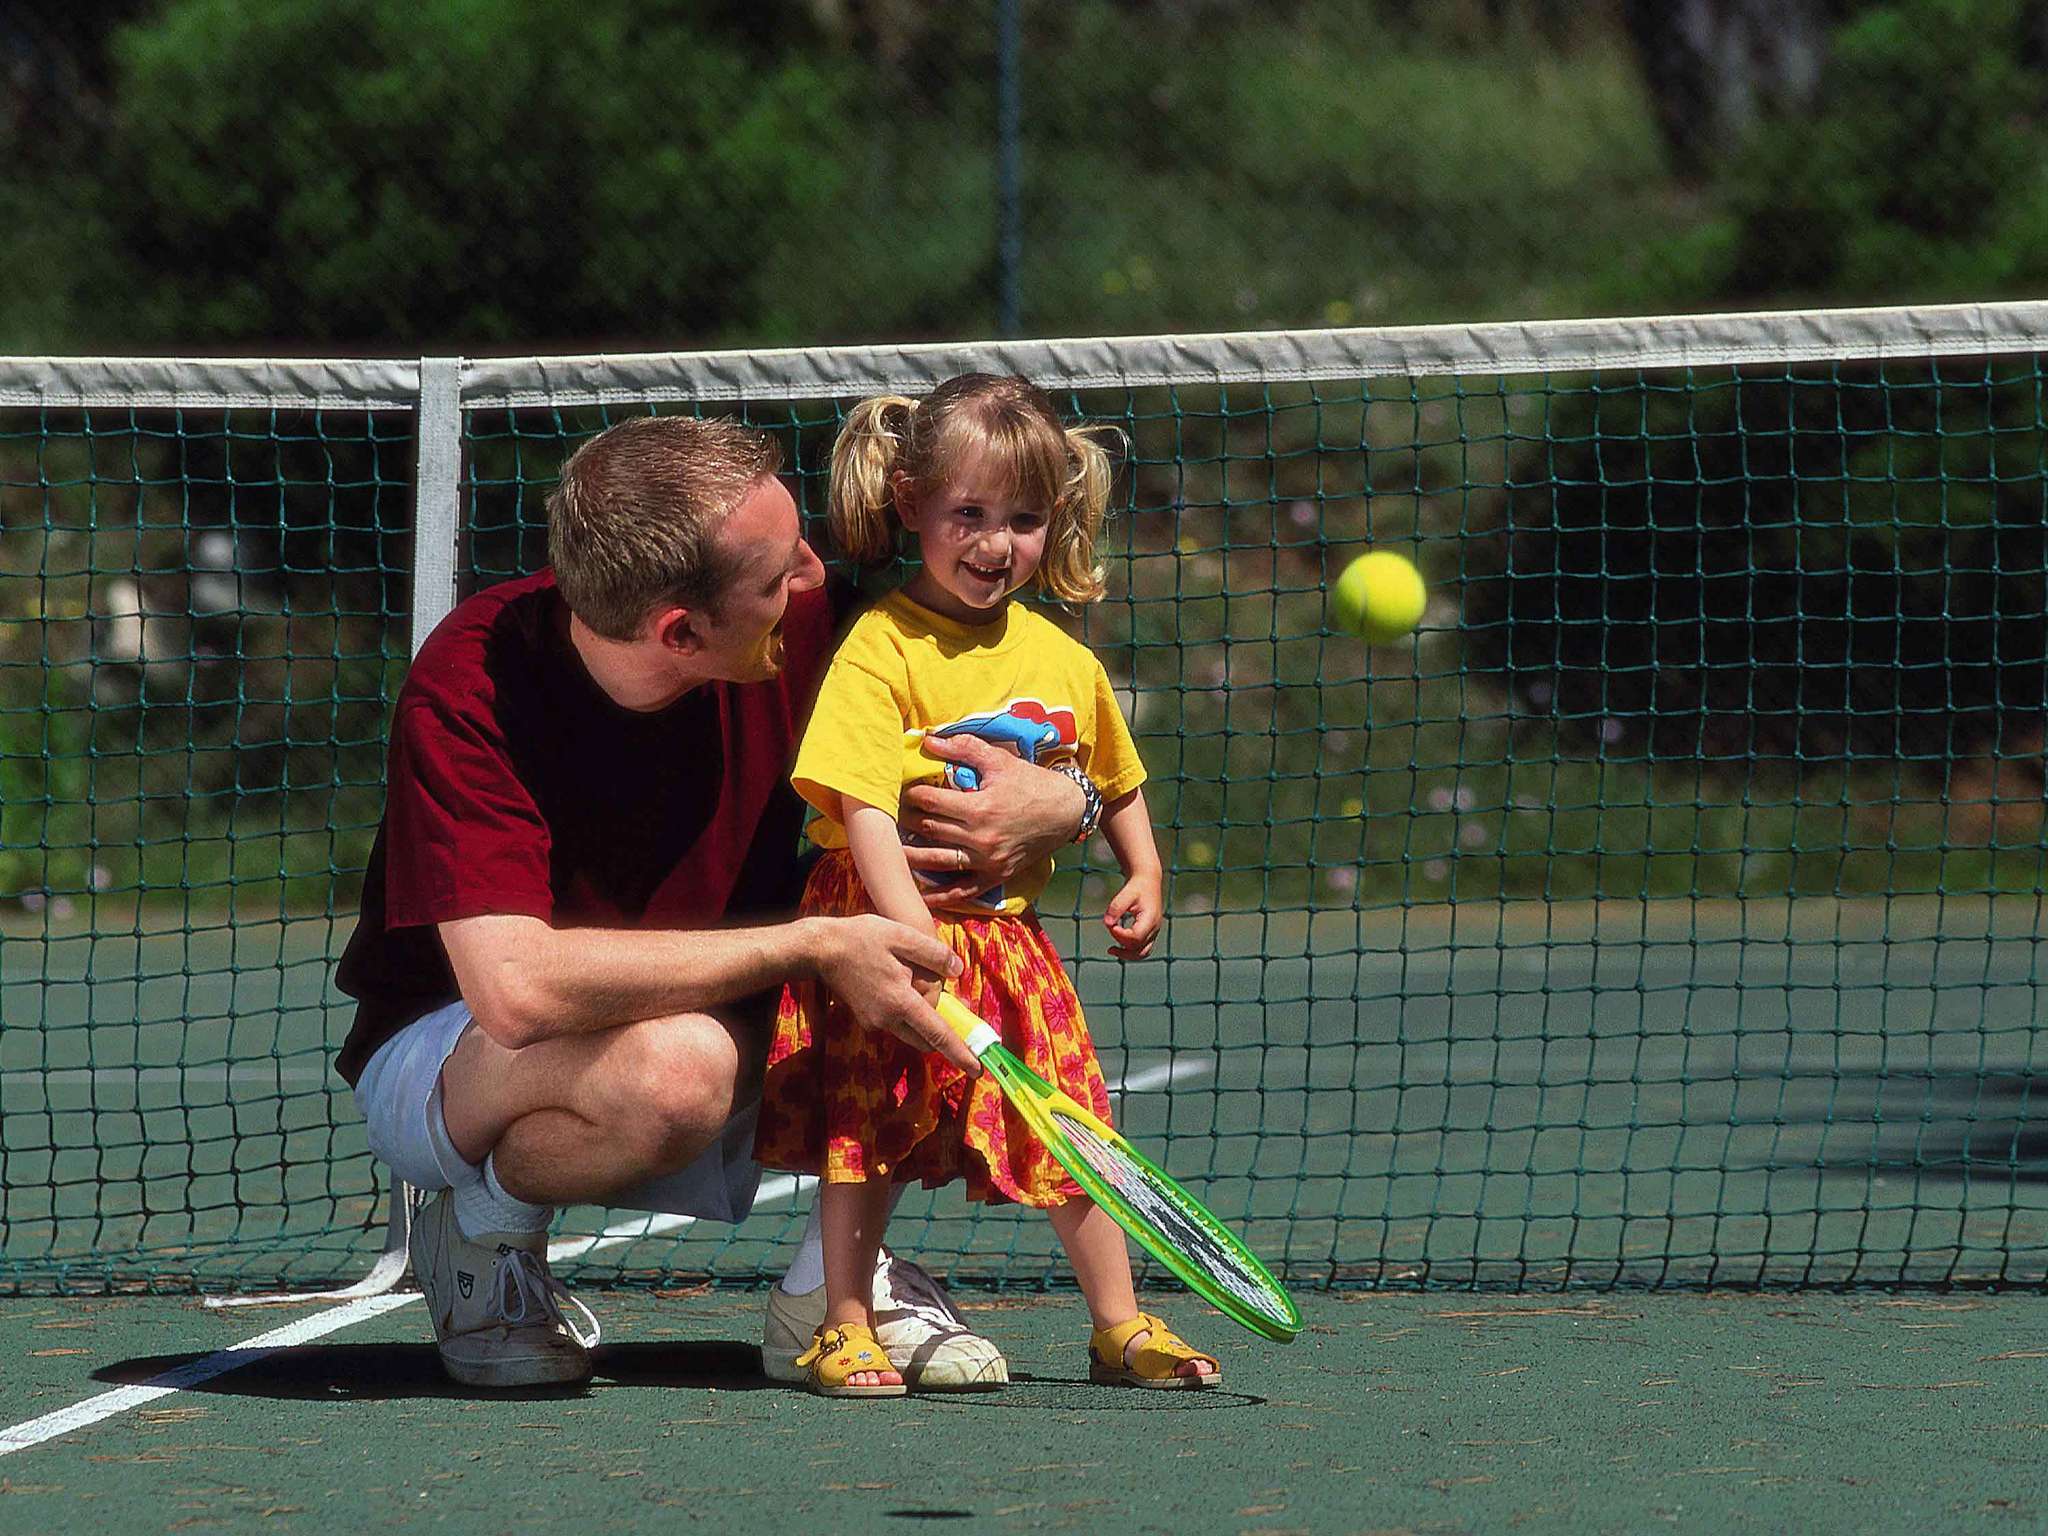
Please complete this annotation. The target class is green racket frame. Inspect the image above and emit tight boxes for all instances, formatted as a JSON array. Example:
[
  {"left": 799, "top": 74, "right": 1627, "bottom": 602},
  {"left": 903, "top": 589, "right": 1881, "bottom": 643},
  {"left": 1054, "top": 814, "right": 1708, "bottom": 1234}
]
[{"left": 936, "top": 992, "right": 1301, "bottom": 1341}]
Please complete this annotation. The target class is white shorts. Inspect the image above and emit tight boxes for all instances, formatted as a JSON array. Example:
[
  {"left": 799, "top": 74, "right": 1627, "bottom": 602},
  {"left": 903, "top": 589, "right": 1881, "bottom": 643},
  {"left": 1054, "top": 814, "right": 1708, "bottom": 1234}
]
[{"left": 352, "top": 999, "right": 763, "bottom": 1225}]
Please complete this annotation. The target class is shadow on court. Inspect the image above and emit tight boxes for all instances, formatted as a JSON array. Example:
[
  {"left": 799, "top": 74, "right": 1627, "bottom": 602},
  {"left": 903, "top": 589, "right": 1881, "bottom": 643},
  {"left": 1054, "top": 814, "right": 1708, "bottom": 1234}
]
[
  {"left": 90, "top": 1339, "right": 779, "bottom": 1399},
  {"left": 1831, "top": 1072, "right": 2048, "bottom": 1179},
  {"left": 925, "top": 1374, "right": 1263, "bottom": 1411},
  {"left": 88, "top": 1343, "right": 1267, "bottom": 1413},
  {"left": 14, "top": 1292, "right": 2048, "bottom": 1533}
]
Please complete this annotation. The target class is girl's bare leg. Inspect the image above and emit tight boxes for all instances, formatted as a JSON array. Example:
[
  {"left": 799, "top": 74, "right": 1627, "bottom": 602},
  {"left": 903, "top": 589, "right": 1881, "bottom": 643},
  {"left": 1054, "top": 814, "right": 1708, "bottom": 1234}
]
[
  {"left": 820, "top": 1178, "right": 903, "bottom": 1388},
  {"left": 1048, "top": 1195, "right": 1217, "bottom": 1378}
]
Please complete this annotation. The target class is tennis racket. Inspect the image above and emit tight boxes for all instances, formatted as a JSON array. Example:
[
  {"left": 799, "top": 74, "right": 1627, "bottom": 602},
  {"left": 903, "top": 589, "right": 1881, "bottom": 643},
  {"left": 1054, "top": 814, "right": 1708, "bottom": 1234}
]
[{"left": 935, "top": 991, "right": 1300, "bottom": 1341}]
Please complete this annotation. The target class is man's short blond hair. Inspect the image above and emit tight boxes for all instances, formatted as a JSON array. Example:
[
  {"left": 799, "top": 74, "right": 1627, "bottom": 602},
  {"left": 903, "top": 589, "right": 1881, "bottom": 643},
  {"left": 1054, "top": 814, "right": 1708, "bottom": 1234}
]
[{"left": 546, "top": 416, "right": 784, "bottom": 640}]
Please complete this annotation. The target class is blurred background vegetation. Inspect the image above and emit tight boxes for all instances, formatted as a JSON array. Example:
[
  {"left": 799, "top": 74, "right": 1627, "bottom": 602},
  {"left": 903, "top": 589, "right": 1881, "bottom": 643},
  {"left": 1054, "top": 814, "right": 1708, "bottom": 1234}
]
[
  {"left": 4, "top": 0, "right": 2048, "bottom": 916},
  {"left": 7, "top": 0, "right": 2048, "bottom": 354}
]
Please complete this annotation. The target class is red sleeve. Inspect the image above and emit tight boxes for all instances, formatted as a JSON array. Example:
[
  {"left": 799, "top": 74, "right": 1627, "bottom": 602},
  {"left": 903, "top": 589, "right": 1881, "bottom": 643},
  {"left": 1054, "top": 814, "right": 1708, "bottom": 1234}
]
[{"left": 381, "top": 689, "right": 555, "bottom": 927}]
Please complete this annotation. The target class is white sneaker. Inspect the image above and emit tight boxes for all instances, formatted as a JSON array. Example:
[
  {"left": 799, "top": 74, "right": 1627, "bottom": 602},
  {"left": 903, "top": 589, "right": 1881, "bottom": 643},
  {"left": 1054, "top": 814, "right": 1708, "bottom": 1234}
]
[
  {"left": 409, "top": 1189, "right": 600, "bottom": 1389},
  {"left": 763, "top": 1250, "right": 1008, "bottom": 1390}
]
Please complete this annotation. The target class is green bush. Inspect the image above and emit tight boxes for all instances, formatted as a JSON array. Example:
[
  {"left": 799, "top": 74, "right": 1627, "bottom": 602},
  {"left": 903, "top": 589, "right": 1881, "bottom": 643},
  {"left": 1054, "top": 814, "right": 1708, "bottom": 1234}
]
[
  {"left": 1460, "top": 362, "right": 2048, "bottom": 797},
  {"left": 1713, "top": 0, "right": 2048, "bottom": 303},
  {"left": 100, "top": 0, "right": 857, "bottom": 347}
]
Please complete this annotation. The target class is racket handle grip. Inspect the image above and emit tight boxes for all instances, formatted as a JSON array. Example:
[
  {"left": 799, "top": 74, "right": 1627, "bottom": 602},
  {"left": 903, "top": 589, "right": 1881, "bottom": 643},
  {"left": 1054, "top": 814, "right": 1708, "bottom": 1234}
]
[{"left": 934, "top": 992, "right": 1000, "bottom": 1059}]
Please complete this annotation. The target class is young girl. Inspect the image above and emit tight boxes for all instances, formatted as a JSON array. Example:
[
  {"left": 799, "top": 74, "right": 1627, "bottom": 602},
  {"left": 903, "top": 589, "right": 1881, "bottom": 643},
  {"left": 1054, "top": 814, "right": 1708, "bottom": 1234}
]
[{"left": 754, "top": 373, "right": 1220, "bottom": 1397}]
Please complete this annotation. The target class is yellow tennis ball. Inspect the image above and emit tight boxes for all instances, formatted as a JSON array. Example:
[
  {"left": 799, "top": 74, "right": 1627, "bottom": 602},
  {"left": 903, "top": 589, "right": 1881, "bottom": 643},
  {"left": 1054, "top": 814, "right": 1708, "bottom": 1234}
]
[{"left": 1330, "top": 551, "right": 1427, "bottom": 642}]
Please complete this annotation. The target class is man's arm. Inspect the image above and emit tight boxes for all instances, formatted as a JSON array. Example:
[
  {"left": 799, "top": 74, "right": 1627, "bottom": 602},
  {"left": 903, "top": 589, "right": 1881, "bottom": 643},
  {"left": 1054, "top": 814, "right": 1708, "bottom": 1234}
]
[
  {"left": 439, "top": 910, "right": 977, "bottom": 1072},
  {"left": 897, "top": 733, "right": 1087, "bottom": 905}
]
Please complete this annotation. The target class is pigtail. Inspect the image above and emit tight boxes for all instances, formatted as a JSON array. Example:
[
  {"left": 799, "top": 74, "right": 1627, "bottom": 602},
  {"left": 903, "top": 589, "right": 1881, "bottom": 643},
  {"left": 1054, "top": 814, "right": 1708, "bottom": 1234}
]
[
  {"left": 828, "top": 394, "right": 917, "bottom": 567},
  {"left": 1037, "top": 421, "right": 1120, "bottom": 605}
]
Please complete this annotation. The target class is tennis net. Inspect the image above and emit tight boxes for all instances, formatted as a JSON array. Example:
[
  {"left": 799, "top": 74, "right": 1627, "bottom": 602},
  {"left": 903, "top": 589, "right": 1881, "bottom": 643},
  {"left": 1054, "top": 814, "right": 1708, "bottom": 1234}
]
[{"left": 5, "top": 302, "right": 2048, "bottom": 1293}]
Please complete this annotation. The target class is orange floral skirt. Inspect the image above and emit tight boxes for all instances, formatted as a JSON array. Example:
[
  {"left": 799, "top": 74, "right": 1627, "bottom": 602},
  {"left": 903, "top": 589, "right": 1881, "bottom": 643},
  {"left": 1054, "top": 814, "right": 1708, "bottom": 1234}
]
[{"left": 754, "top": 849, "right": 1111, "bottom": 1208}]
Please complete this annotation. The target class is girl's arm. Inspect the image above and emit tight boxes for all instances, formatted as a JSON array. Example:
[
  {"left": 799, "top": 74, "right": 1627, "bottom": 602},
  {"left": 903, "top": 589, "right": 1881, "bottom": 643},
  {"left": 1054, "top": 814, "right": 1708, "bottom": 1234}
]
[
  {"left": 841, "top": 794, "right": 943, "bottom": 943},
  {"left": 1098, "top": 784, "right": 1165, "bottom": 961}
]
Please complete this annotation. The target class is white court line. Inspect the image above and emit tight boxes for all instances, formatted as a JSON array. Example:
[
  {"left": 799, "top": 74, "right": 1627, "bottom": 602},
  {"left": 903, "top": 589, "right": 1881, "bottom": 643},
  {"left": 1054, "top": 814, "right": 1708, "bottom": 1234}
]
[
  {"left": 0, "top": 1058, "right": 1207, "bottom": 1459},
  {"left": 0, "top": 1174, "right": 799, "bottom": 1460},
  {"left": 0, "top": 1292, "right": 421, "bottom": 1458},
  {"left": 1114, "top": 1057, "right": 1210, "bottom": 1094}
]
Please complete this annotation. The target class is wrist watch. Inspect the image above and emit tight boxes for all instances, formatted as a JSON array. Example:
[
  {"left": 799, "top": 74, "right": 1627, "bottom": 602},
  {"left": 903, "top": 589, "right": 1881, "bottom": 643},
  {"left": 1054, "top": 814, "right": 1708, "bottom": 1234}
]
[{"left": 1049, "top": 761, "right": 1104, "bottom": 843}]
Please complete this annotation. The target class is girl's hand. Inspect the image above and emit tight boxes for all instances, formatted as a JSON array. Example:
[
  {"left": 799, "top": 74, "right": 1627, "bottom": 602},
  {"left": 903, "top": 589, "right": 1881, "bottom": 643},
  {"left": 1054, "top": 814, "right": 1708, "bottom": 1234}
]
[{"left": 1102, "top": 871, "right": 1163, "bottom": 960}]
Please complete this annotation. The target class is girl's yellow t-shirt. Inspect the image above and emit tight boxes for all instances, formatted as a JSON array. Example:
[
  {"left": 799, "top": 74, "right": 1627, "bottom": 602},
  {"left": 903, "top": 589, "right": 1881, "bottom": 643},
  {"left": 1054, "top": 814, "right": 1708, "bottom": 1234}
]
[{"left": 791, "top": 590, "right": 1146, "bottom": 915}]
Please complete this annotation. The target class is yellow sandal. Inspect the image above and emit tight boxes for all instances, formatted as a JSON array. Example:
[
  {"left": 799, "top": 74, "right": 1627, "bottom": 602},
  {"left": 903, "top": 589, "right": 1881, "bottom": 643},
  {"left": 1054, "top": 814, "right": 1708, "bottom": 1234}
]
[
  {"left": 793, "top": 1322, "right": 908, "bottom": 1398},
  {"left": 1087, "top": 1312, "right": 1221, "bottom": 1390}
]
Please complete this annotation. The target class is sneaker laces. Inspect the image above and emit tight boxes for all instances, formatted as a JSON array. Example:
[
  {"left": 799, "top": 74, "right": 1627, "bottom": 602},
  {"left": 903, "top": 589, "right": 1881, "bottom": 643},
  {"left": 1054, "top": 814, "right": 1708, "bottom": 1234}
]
[
  {"left": 493, "top": 1247, "right": 601, "bottom": 1350},
  {"left": 875, "top": 1253, "right": 968, "bottom": 1330}
]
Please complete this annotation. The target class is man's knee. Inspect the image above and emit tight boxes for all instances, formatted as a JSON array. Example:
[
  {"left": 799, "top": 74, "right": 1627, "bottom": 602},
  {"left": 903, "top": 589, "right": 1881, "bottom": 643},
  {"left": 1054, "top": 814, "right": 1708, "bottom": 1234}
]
[{"left": 613, "top": 1016, "right": 744, "bottom": 1167}]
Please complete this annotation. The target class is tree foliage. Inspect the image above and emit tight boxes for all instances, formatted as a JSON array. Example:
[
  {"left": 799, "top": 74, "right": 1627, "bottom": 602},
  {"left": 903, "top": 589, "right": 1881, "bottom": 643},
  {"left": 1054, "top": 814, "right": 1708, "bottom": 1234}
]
[
  {"left": 1714, "top": 0, "right": 2048, "bottom": 302},
  {"left": 99, "top": 0, "right": 855, "bottom": 347},
  {"left": 1466, "top": 0, "right": 2048, "bottom": 789},
  {"left": 6, "top": 0, "right": 1676, "bottom": 351},
  {"left": 1466, "top": 367, "right": 2048, "bottom": 774}
]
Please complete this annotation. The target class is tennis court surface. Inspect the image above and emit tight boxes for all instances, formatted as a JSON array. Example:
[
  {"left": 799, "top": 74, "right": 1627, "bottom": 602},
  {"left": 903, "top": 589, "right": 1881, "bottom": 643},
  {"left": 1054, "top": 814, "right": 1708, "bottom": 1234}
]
[
  {"left": 4, "top": 1291, "right": 2045, "bottom": 1532},
  {"left": 7, "top": 305, "right": 2048, "bottom": 1529}
]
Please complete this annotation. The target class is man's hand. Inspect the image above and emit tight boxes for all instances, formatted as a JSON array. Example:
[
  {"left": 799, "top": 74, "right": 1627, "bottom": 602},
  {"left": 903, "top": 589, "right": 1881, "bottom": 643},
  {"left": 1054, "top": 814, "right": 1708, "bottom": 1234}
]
[
  {"left": 810, "top": 914, "right": 978, "bottom": 1074},
  {"left": 899, "top": 734, "right": 1085, "bottom": 906}
]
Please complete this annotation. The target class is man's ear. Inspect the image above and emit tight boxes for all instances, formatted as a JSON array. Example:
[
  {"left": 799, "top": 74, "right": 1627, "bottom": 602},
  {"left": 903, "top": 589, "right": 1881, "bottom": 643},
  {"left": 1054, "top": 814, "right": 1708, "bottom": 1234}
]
[{"left": 651, "top": 604, "right": 705, "bottom": 656}]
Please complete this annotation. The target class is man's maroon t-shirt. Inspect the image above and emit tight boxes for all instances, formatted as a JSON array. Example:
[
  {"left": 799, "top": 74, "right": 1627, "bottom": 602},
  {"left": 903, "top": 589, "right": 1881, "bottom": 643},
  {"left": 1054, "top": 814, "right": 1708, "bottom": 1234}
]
[{"left": 333, "top": 569, "right": 840, "bottom": 1086}]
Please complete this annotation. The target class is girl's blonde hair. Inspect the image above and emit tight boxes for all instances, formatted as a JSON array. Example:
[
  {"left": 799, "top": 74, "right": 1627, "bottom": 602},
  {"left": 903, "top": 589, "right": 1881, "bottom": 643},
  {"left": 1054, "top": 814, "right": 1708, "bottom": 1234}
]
[{"left": 827, "top": 373, "right": 1117, "bottom": 604}]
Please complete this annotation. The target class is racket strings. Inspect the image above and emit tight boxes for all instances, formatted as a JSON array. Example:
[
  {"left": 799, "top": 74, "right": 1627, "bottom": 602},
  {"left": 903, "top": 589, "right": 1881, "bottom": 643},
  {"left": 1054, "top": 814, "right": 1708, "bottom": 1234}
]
[{"left": 1053, "top": 1112, "right": 1293, "bottom": 1327}]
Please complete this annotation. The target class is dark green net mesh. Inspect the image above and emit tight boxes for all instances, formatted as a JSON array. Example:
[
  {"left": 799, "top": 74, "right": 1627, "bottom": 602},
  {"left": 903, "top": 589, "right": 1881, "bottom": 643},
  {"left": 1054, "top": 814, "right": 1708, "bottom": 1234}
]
[{"left": 6, "top": 321, "right": 2048, "bottom": 1293}]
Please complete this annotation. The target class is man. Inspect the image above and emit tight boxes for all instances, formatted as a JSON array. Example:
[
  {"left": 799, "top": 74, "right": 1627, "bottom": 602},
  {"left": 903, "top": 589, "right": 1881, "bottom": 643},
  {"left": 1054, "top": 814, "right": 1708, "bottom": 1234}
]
[{"left": 335, "top": 416, "right": 1092, "bottom": 1389}]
